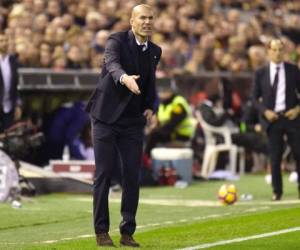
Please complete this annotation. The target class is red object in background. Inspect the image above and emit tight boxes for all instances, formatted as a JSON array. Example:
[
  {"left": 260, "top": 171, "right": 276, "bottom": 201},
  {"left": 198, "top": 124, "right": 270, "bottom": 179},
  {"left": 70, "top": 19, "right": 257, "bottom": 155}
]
[
  {"left": 158, "top": 166, "right": 167, "bottom": 185},
  {"left": 190, "top": 90, "right": 241, "bottom": 115},
  {"left": 142, "top": 153, "right": 152, "bottom": 170},
  {"left": 189, "top": 91, "right": 208, "bottom": 107},
  {"left": 158, "top": 163, "right": 178, "bottom": 186},
  {"left": 192, "top": 159, "right": 201, "bottom": 177},
  {"left": 232, "top": 91, "right": 241, "bottom": 113},
  {"left": 165, "top": 166, "right": 177, "bottom": 185},
  {"left": 50, "top": 160, "right": 95, "bottom": 181}
]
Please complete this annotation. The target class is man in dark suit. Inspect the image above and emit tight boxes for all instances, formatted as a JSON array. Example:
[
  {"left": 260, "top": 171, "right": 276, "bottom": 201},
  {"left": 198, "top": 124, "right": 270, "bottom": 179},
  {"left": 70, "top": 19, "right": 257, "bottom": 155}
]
[
  {"left": 0, "top": 33, "right": 21, "bottom": 133},
  {"left": 86, "top": 4, "right": 161, "bottom": 247},
  {"left": 252, "top": 38, "right": 300, "bottom": 201}
]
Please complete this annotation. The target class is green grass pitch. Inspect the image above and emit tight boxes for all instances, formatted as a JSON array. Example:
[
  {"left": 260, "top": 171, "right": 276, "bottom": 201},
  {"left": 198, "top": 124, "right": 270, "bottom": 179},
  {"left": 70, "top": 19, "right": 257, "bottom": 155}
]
[{"left": 0, "top": 174, "right": 300, "bottom": 249}]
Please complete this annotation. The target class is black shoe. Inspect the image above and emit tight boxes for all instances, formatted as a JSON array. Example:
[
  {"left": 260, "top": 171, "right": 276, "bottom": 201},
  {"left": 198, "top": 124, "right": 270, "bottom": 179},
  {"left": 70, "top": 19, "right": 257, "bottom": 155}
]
[
  {"left": 96, "top": 233, "right": 114, "bottom": 247},
  {"left": 120, "top": 234, "right": 140, "bottom": 247},
  {"left": 272, "top": 193, "right": 281, "bottom": 201}
]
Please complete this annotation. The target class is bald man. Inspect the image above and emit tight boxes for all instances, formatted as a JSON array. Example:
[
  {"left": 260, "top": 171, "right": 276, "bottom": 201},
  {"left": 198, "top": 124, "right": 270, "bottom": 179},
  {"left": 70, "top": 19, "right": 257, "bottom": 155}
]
[
  {"left": 252, "top": 38, "right": 300, "bottom": 201},
  {"left": 86, "top": 4, "right": 161, "bottom": 247}
]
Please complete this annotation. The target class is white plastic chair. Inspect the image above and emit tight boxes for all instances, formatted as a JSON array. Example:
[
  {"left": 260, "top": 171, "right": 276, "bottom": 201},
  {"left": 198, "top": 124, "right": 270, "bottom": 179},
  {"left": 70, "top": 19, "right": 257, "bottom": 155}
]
[{"left": 195, "top": 110, "right": 245, "bottom": 178}]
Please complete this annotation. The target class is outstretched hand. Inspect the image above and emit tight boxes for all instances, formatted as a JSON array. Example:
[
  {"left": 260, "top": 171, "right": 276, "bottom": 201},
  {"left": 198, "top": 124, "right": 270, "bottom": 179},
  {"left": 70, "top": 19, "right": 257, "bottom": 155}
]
[{"left": 121, "top": 74, "right": 141, "bottom": 95}]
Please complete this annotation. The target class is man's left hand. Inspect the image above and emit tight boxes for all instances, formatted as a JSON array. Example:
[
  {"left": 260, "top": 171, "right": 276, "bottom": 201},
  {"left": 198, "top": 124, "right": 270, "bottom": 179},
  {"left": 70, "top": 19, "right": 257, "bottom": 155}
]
[
  {"left": 284, "top": 106, "right": 300, "bottom": 120},
  {"left": 143, "top": 109, "right": 153, "bottom": 123}
]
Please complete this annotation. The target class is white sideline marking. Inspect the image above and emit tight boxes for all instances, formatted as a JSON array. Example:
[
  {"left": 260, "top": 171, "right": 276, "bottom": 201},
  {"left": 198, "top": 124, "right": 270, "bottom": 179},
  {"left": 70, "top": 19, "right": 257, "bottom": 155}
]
[
  {"left": 0, "top": 207, "right": 271, "bottom": 246},
  {"left": 177, "top": 226, "right": 300, "bottom": 250},
  {"left": 243, "top": 206, "right": 269, "bottom": 212}
]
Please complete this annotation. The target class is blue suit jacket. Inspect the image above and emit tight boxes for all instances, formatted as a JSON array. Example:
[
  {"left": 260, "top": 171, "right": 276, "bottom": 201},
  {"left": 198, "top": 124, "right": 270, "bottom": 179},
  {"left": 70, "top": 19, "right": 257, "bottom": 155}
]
[{"left": 86, "top": 30, "right": 161, "bottom": 124}]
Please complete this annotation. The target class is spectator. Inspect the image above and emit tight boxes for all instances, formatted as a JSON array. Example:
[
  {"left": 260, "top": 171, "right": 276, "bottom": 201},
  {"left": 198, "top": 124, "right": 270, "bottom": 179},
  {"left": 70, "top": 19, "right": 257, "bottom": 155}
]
[
  {"left": 61, "top": 13, "right": 75, "bottom": 31},
  {"left": 33, "top": 0, "right": 46, "bottom": 15},
  {"left": 39, "top": 50, "right": 52, "bottom": 68},
  {"left": 0, "top": 33, "right": 22, "bottom": 132},
  {"left": 198, "top": 94, "right": 268, "bottom": 155},
  {"left": 248, "top": 45, "right": 267, "bottom": 70},
  {"left": 92, "top": 30, "right": 109, "bottom": 54},
  {"left": 184, "top": 47, "right": 206, "bottom": 73},
  {"left": 53, "top": 54, "right": 67, "bottom": 71},
  {"left": 46, "top": 0, "right": 61, "bottom": 21},
  {"left": 33, "top": 14, "right": 48, "bottom": 34},
  {"left": 55, "top": 27, "right": 67, "bottom": 46},
  {"left": 158, "top": 43, "right": 181, "bottom": 77},
  {"left": 1, "top": 0, "right": 300, "bottom": 71},
  {"left": 78, "top": 121, "right": 94, "bottom": 160},
  {"left": 145, "top": 83, "right": 196, "bottom": 156},
  {"left": 44, "top": 101, "right": 89, "bottom": 161},
  {"left": 66, "top": 45, "right": 83, "bottom": 69},
  {"left": 85, "top": 11, "right": 103, "bottom": 32}
]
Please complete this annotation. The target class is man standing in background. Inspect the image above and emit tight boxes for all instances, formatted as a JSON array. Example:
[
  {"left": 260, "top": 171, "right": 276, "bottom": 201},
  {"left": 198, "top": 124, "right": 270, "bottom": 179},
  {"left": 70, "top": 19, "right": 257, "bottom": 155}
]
[
  {"left": 86, "top": 4, "right": 161, "bottom": 247},
  {"left": 0, "top": 33, "right": 21, "bottom": 133},
  {"left": 252, "top": 38, "right": 300, "bottom": 201}
]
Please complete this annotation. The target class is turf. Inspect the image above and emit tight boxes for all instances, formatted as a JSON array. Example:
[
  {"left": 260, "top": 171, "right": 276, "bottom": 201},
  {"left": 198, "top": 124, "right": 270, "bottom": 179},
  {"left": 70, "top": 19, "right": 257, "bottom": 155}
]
[{"left": 0, "top": 174, "right": 299, "bottom": 249}]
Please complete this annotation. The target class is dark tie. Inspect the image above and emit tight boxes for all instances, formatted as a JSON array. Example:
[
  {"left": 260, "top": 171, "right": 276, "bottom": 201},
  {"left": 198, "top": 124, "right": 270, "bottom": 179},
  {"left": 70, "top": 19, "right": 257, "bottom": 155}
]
[
  {"left": 271, "top": 66, "right": 280, "bottom": 109},
  {"left": 138, "top": 44, "right": 146, "bottom": 52}
]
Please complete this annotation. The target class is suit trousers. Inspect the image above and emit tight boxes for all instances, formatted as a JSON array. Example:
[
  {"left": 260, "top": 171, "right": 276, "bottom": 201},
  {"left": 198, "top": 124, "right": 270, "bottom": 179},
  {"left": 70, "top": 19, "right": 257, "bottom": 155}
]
[
  {"left": 92, "top": 118, "right": 144, "bottom": 235},
  {"left": 0, "top": 110, "right": 14, "bottom": 133},
  {"left": 267, "top": 115, "right": 300, "bottom": 195}
]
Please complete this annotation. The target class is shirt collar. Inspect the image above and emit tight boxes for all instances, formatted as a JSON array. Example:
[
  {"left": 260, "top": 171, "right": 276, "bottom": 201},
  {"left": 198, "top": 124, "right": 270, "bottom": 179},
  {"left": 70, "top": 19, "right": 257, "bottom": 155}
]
[
  {"left": 135, "top": 38, "right": 148, "bottom": 50},
  {"left": 270, "top": 61, "right": 284, "bottom": 70}
]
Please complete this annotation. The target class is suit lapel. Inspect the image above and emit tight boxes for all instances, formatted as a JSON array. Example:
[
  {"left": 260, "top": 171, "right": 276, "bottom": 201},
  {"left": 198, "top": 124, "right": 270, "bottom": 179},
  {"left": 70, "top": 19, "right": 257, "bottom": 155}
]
[
  {"left": 127, "top": 30, "right": 140, "bottom": 73},
  {"left": 284, "top": 62, "right": 290, "bottom": 106},
  {"left": 148, "top": 42, "right": 156, "bottom": 74},
  {"left": 263, "top": 64, "right": 272, "bottom": 95}
]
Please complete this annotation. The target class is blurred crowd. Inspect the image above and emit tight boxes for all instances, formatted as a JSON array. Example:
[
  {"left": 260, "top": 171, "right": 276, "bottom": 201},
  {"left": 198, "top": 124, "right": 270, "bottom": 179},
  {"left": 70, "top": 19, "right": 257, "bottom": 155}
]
[{"left": 1, "top": 0, "right": 300, "bottom": 74}]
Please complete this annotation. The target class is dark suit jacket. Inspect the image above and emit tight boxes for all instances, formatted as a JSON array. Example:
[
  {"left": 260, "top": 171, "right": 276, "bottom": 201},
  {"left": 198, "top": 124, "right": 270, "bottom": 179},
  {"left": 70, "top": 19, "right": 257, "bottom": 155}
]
[
  {"left": 252, "top": 62, "right": 300, "bottom": 130},
  {"left": 0, "top": 54, "right": 19, "bottom": 112},
  {"left": 86, "top": 30, "right": 162, "bottom": 124}
]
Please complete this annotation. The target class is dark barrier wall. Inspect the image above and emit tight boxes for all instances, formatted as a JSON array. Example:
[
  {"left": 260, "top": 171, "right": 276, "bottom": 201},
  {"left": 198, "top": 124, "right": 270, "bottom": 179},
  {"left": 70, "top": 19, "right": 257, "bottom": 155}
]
[{"left": 18, "top": 69, "right": 253, "bottom": 115}]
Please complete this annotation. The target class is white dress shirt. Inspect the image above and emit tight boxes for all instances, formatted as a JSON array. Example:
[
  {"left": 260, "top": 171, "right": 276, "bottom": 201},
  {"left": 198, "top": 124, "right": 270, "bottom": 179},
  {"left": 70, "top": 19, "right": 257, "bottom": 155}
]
[
  {"left": 135, "top": 38, "right": 148, "bottom": 51},
  {"left": 0, "top": 55, "right": 12, "bottom": 113},
  {"left": 270, "top": 61, "right": 286, "bottom": 112}
]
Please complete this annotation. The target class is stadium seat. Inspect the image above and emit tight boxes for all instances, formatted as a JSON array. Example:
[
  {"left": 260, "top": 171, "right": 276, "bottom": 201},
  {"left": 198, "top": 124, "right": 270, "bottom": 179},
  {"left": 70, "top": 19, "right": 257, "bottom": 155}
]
[{"left": 195, "top": 110, "right": 245, "bottom": 178}]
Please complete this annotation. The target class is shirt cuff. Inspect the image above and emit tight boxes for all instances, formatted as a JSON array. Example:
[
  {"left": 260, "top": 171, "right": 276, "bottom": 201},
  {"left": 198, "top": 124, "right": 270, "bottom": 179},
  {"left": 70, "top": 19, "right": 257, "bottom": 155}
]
[{"left": 120, "top": 74, "right": 126, "bottom": 85}]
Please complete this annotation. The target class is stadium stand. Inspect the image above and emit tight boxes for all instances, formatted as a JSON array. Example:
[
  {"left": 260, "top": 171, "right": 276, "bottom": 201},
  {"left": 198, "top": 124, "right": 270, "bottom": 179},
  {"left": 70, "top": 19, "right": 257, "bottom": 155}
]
[{"left": 0, "top": 0, "right": 299, "bottom": 72}]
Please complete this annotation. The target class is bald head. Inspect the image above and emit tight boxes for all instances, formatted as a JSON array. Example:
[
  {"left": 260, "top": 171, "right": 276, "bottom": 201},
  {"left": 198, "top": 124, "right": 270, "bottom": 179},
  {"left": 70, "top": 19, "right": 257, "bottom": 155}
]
[
  {"left": 131, "top": 4, "right": 153, "bottom": 18},
  {"left": 130, "top": 4, "right": 154, "bottom": 43}
]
